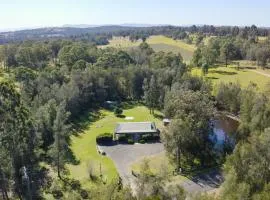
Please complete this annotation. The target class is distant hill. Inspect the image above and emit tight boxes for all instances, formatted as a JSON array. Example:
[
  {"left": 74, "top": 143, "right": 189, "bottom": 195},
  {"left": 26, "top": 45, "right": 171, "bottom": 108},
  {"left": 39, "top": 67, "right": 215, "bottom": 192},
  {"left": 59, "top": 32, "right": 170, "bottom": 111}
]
[
  {"left": 0, "top": 24, "right": 269, "bottom": 45},
  {"left": 0, "top": 26, "right": 138, "bottom": 43},
  {"left": 0, "top": 25, "right": 174, "bottom": 44},
  {"left": 62, "top": 24, "right": 171, "bottom": 28}
]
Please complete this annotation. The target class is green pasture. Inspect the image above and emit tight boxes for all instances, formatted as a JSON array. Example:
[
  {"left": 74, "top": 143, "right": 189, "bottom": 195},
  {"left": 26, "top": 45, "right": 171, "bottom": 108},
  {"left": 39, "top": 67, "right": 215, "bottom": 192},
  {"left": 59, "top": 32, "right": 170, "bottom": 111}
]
[
  {"left": 192, "top": 65, "right": 270, "bottom": 92},
  {"left": 101, "top": 35, "right": 196, "bottom": 62}
]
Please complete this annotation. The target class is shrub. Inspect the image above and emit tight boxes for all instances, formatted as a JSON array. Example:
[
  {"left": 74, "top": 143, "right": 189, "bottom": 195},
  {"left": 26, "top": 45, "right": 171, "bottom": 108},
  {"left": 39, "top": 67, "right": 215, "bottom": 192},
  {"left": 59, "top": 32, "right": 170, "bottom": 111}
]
[
  {"left": 52, "top": 190, "right": 63, "bottom": 199},
  {"left": 142, "top": 134, "right": 153, "bottom": 141},
  {"left": 127, "top": 139, "right": 134, "bottom": 144},
  {"left": 152, "top": 135, "right": 160, "bottom": 141},
  {"left": 202, "top": 63, "right": 209, "bottom": 75},
  {"left": 80, "top": 189, "right": 89, "bottom": 199},
  {"left": 118, "top": 135, "right": 127, "bottom": 142},
  {"left": 96, "top": 133, "right": 113, "bottom": 144},
  {"left": 138, "top": 139, "right": 145, "bottom": 144},
  {"left": 141, "top": 134, "right": 160, "bottom": 142},
  {"left": 70, "top": 180, "right": 81, "bottom": 190},
  {"left": 114, "top": 107, "right": 123, "bottom": 116}
]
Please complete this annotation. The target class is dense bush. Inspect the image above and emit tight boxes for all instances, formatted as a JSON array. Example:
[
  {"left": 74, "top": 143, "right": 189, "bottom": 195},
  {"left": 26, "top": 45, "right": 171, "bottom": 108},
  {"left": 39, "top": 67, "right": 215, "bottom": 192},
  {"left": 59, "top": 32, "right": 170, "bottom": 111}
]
[
  {"left": 114, "top": 107, "right": 123, "bottom": 116},
  {"left": 138, "top": 139, "right": 145, "bottom": 144},
  {"left": 127, "top": 139, "right": 134, "bottom": 144},
  {"left": 96, "top": 133, "right": 113, "bottom": 143},
  {"left": 52, "top": 190, "right": 63, "bottom": 199},
  {"left": 141, "top": 134, "right": 160, "bottom": 142},
  {"left": 118, "top": 135, "right": 128, "bottom": 142},
  {"left": 70, "top": 180, "right": 81, "bottom": 190},
  {"left": 80, "top": 189, "right": 89, "bottom": 199}
]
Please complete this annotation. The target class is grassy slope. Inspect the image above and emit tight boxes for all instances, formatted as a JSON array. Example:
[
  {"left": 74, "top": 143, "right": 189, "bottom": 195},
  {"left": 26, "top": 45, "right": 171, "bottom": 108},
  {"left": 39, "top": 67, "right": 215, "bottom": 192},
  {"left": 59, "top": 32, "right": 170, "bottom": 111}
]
[
  {"left": 130, "top": 152, "right": 188, "bottom": 184},
  {"left": 147, "top": 35, "right": 195, "bottom": 52},
  {"left": 130, "top": 152, "right": 173, "bottom": 174},
  {"left": 192, "top": 65, "right": 270, "bottom": 91},
  {"left": 67, "top": 105, "right": 162, "bottom": 188},
  {"left": 101, "top": 35, "right": 195, "bottom": 62}
]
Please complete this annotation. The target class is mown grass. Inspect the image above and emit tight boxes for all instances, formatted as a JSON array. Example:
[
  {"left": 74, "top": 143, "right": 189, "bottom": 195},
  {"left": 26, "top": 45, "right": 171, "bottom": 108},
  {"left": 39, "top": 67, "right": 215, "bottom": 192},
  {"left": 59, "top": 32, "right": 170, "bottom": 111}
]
[
  {"left": 67, "top": 105, "right": 163, "bottom": 189},
  {"left": 130, "top": 152, "right": 173, "bottom": 174},
  {"left": 192, "top": 65, "right": 270, "bottom": 92},
  {"left": 258, "top": 36, "right": 268, "bottom": 43},
  {"left": 130, "top": 152, "right": 189, "bottom": 184},
  {"left": 147, "top": 35, "right": 196, "bottom": 52},
  {"left": 101, "top": 35, "right": 195, "bottom": 62}
]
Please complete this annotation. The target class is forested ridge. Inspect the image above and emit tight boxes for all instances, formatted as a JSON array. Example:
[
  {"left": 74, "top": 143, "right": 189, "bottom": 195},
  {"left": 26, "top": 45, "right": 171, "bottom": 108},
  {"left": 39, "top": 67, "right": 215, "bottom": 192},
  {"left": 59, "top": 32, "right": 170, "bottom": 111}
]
[
  {"left": 1, "top": 24, "right": 269, "bottom": 44},
  {"left": 0, "top": 25, "right": 270, "bottom": 199}
]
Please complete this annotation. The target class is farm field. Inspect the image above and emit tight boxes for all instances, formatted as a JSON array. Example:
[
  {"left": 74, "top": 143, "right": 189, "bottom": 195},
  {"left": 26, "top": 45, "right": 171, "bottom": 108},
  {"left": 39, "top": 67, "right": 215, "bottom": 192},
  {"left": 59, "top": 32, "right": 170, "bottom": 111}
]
[
  {"left": 192, "top": 65, "right": 270, "bottom": 92},
  {"left": 101, "top": 35, "right": 196, "bottom": 62},
  {"left": 66, "top": 105, "right": 162, "bottom": 189}
]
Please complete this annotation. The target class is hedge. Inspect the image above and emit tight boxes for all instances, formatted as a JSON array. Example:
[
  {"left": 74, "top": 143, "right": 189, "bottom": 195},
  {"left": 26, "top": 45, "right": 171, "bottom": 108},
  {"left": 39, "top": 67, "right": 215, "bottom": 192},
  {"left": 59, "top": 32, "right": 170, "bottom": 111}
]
[
  {"left": 138, "top": 139, "right": 145, "bottom": 144},
  {"left": 141, "top": 134, "right": 160, "bottom": 142},
  {"left": 114, "top": 107, "right": 123, "bottom": 116},
  {"left": 96, "top": 133, "right": 113, "bottom": 144},
  {"left": 127, "top": 139, "right": 134, "bottom": 144},
  {"left": 118, "top": 135, "right": 128, "bottom": 142}
]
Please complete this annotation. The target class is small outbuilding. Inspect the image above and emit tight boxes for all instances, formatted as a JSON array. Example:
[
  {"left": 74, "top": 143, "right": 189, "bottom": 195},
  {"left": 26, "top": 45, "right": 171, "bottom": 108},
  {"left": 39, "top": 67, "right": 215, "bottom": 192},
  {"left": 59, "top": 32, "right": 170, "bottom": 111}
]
[
  {"left": 104, "top": 100, "right": 118, "bottom": 109},
  {"left": 114, "top": 122, "right": 158, "bottom": 141}
]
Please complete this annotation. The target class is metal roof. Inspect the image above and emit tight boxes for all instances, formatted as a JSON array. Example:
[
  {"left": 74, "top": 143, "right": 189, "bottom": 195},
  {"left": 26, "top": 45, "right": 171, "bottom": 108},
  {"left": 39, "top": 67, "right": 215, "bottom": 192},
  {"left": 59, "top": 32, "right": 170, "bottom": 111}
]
[
  {"left": 115, "top": 122, "right": 157, "bottom": 134},
  {"left": 163, "top": 118, "right": 171, "bottom": 123}
]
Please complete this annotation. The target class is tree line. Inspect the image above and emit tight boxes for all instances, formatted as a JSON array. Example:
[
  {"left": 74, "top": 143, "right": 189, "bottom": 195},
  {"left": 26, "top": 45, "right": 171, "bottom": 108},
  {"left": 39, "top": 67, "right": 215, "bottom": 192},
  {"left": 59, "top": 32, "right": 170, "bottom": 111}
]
[
  {"left": 1, "top": 24, "right": 269, "bottom": 45},
  {"left": 192, "top": 32, "right": 270, "bottom": 69}
]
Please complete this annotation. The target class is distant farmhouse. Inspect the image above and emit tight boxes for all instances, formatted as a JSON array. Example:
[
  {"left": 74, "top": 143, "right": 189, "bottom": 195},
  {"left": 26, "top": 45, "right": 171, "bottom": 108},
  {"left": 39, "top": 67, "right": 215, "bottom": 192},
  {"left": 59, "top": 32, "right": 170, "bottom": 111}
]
[{"left": 114, "top": 122, "right": 159, "bottom": 141}]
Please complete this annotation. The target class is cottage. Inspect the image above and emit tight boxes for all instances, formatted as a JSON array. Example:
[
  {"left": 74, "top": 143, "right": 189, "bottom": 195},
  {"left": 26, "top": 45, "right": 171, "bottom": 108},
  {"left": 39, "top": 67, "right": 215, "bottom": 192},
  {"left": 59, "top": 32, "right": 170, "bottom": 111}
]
[{"left": 114, "top": 122, "right": 158, "bottom": 141}]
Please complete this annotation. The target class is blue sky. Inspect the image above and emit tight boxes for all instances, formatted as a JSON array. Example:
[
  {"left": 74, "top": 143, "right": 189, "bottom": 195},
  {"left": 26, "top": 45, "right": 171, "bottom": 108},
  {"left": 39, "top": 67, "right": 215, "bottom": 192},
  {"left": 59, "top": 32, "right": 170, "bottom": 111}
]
[{"left": 1, "top": 0, "right": 270, "bottom": 30}]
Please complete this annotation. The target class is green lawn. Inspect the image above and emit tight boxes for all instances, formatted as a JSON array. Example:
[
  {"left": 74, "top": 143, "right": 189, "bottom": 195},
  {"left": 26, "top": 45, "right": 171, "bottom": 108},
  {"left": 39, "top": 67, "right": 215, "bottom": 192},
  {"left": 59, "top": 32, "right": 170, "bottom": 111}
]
[
  {"left": 192, "top": 65, "right": 270, "bottom": 92},
  {"left": 130, "top": 152, "right": 188, "bottom": 184},
  {"left": 130, "top": 152, "right": 173, "bottom": 174},
  {"left": 67, "top": 105, "right": 162, "bottom": 188},
  {"left": 100, "top": 35, "right": 195, "bottom": 62}
]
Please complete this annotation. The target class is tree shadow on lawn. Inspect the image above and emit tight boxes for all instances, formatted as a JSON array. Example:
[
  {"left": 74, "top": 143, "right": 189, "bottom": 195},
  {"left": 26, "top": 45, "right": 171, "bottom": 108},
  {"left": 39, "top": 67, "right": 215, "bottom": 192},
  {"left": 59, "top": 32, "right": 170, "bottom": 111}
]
[
  {"left": 116, "top": 114, "right": 126, "bottom": 118},
  {"left": 206, "top": 77, "right": 219, "bottom": 80},
  {"left": 120, "top": 101, "right": 143, "bottom": 110},
  {"left": 210, "top": 70, "right": 238, "bottom": 75},
  {"left": 70, "top": 110, "right": 104, "bottom": 136},
  {"left": 65, "top": 146, "right": 80, "bottom": 165},
  {"left": 153, "top": 113, "right": 164, "bottom": 120},
  {"left": 67, "top": 110, "right": 105, "bottom": 165}
]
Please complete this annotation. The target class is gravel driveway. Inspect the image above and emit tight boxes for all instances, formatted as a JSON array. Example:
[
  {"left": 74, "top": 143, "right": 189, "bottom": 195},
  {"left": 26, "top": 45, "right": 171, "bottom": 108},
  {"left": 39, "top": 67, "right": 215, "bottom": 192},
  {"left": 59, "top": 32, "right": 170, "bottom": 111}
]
[
  {"left": 100, "top": 143, "right": 164, "bottom": 185},
  {"left": 99, "top": 143, "right": 223, "bottom": 193},
  {"left": 181, "top": 169, "right": 223, "bottom": 193}
]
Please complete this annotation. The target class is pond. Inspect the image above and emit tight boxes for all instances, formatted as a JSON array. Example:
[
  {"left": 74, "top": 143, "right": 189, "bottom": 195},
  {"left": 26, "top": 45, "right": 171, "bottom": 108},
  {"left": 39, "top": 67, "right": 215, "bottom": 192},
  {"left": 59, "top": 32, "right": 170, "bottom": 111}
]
[{"left": 212, "top": 115, "right": 239, "bottom": 149}]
